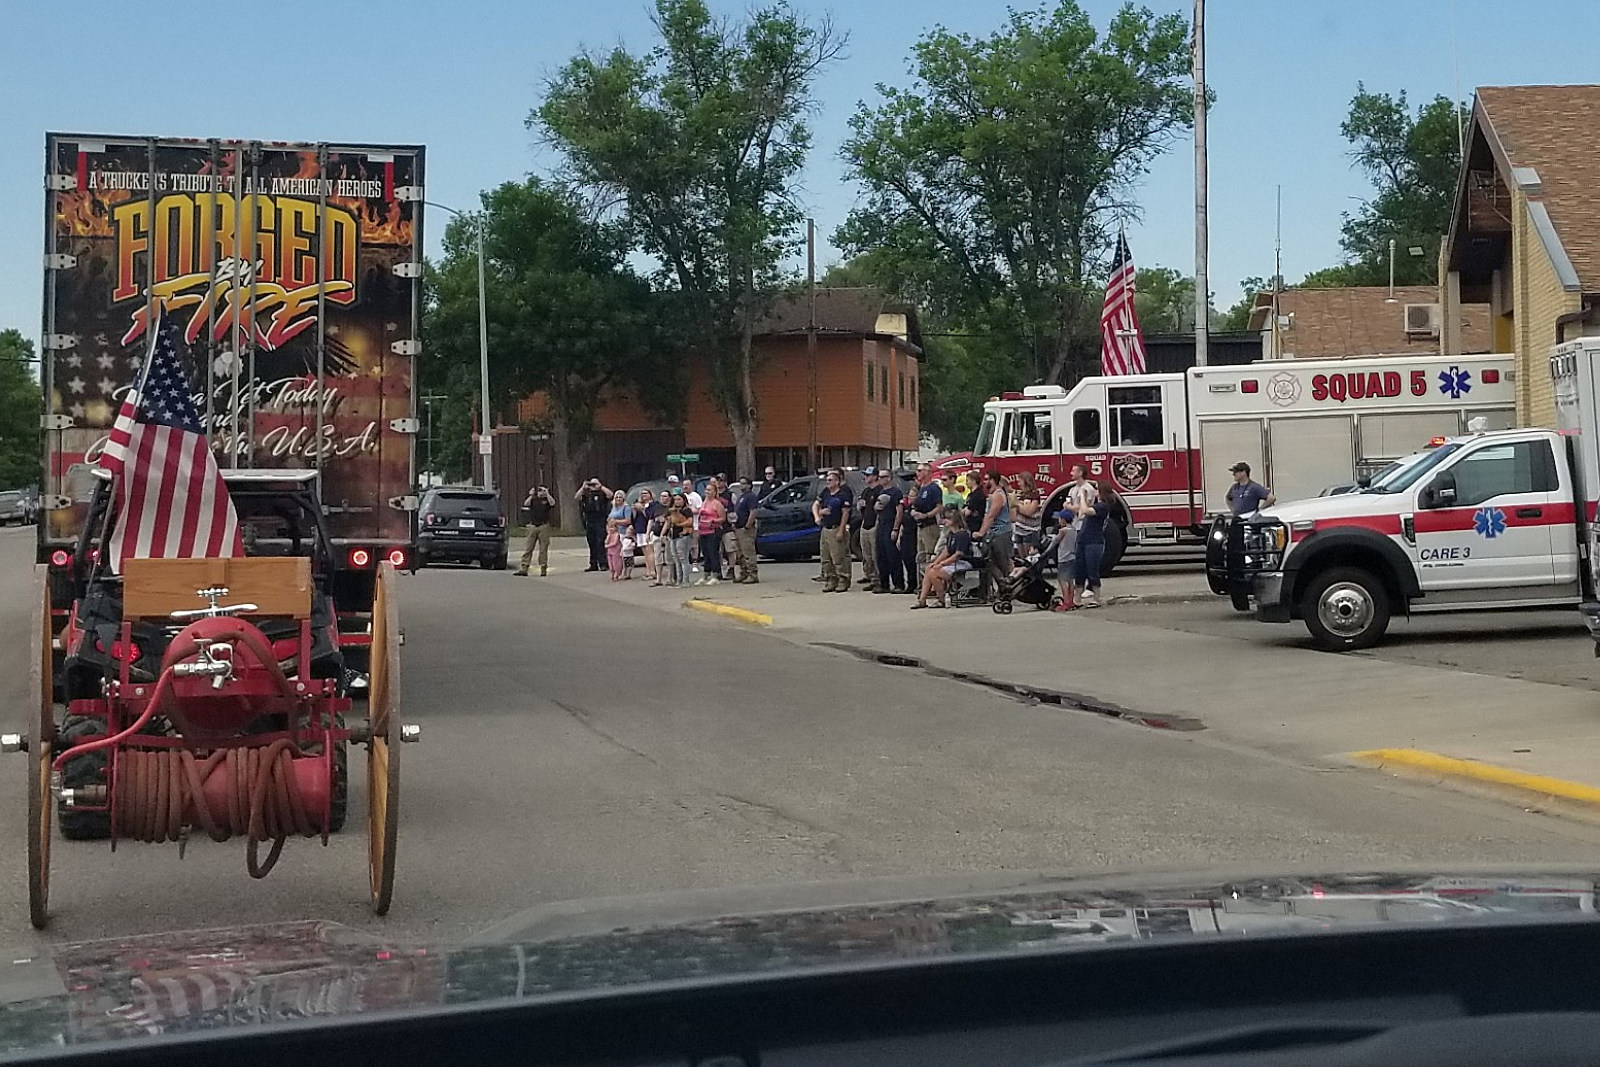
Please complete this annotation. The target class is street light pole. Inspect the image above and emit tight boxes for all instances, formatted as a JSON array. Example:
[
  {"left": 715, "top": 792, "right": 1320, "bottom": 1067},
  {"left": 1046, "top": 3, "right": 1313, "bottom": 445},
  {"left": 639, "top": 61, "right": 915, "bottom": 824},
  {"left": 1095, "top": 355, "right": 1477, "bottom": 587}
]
[{"left": 425, "top": 201, "right": 493, "bottom": 492}]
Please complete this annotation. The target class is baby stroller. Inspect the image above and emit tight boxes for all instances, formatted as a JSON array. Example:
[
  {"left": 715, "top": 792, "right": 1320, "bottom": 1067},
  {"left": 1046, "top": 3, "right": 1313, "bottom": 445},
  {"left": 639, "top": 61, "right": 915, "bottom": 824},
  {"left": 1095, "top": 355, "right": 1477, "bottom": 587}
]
[{"left": 991, "top": 530, "right": 1062, "bottom": 614}]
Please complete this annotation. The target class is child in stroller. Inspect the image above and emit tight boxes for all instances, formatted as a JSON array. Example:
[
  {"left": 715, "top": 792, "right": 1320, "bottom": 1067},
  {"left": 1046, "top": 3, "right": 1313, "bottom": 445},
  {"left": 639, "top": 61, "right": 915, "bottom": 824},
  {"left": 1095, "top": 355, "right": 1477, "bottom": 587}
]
[{"left": 991, "top": 529, "right": 1063, "bottom": 614}]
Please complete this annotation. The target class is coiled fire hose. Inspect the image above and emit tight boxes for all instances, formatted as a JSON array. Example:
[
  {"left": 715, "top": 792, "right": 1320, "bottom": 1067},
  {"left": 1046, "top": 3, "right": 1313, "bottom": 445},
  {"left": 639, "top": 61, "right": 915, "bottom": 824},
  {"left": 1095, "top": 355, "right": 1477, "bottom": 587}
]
[
  {"left": 54, "top": 624, "right": 320, "bottom": 878},
  {"left": 114, "top": 740, "right": 318, "bottom": 877}
]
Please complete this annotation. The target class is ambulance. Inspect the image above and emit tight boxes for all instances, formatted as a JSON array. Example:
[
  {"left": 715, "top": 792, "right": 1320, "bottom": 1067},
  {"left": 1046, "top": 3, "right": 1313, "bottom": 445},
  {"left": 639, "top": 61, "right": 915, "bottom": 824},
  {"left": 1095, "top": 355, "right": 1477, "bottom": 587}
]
[
  {"left": 1234, "top": 337, "right": 1600, "bottom": 650},
  {"left": 970, "top": 352, "right": 1516, "bottom": 572}
]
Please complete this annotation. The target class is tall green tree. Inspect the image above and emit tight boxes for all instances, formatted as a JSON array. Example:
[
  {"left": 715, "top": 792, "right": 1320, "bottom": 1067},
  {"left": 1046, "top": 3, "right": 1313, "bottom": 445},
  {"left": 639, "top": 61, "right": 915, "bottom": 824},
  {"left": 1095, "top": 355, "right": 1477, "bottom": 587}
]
[
  {"left": 837, "top": 1, "right": 1194, "bottom": 389},
  {"left": 1311, "top": 86, "right": 1467, "bottom": 286},
  {"left": 1134, "top": 267, "right": 1196, "bottom": 334},
  {"left": 428, "top": 180, "right": 670, "bottom": 530},
  {"left": 0, "top": 330, "right": 41, "bottom": 490},
  {"left": 537, "top": 0, "right": 843, "bottom": 477}
]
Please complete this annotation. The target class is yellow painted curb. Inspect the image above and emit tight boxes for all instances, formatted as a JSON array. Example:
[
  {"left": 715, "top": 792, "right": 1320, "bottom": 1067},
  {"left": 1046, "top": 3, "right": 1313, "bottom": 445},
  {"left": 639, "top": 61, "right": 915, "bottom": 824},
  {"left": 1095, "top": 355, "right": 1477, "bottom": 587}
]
[
  {"left": 1351, "top": 748, "right": 1600, "bottom": 809},
  {"left": 684, "top": 598, "right": 773, "bottom": 627}
]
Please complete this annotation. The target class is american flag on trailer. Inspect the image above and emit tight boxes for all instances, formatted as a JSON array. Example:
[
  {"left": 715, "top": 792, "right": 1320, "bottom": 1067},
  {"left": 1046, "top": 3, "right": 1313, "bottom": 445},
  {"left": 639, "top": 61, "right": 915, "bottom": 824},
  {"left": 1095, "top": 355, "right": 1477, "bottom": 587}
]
[
  {"left": 103, "top": 310, "right": 243, "bottom": 572},
  {"left": 1099, "top": 229, "right": 1148, "bottom": 376}
]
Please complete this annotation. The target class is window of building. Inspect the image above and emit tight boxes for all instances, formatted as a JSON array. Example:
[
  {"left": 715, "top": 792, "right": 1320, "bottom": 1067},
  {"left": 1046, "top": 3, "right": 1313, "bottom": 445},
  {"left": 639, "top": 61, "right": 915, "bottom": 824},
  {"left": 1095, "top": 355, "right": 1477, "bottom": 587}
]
[
  {"left": 1073, "top": 409, "right": 1101, "bottom": 450},
  {"left": 881, "top": 365, "right": 890, "bottom": 405},
  {"left": 866, "top": 361, "right": 874, "bottom": 400},
  {"left": 912, "top": 377, "right": 919, "bottom": 411},
  {"left": 1107, "top": 386, "right": 1164, "bottom": 447},
  {"left": 898, "top": 371, "right": 906, "bottom": 408}
]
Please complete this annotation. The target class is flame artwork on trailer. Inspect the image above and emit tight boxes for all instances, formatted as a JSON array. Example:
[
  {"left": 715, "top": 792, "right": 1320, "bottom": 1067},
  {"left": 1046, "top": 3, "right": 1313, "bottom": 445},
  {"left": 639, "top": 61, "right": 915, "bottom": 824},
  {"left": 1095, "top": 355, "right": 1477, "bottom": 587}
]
[{"left": 42, "top": 135, "right": 425, "bottom": 555}]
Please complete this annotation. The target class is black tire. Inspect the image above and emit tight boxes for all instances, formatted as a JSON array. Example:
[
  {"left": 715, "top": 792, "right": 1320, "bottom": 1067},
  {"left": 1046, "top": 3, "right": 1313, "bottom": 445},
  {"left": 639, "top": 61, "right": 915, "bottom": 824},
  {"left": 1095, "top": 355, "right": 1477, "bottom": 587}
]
[
  {"left": 1229, "top": 582, "right": 1251, "bottom": 612},
  {"left": 1205, "top": 518, "right": 1230, "bottom": 596},
  {"left": 413, "top": 552, "right": 429, "bottom": 570},
  {"left": 1099, "top": 519, "right": 1127, "bottom": 577},
  {"left": 57, "top": 715, "right": 110, "bottom": 840},
  {"left": 1302, "top": 567, "right": 1391, "bottom": 651},
  {"left": 488, "top": 554, "right": 508, "bottom": 571}
]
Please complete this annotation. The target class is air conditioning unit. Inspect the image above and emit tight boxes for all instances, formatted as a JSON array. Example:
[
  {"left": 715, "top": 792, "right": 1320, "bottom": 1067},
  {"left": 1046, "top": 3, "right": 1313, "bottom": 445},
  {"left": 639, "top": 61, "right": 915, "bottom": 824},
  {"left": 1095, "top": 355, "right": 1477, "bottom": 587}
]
[{"left": 1404, "top": 303, "right": 1441, "bottom": 338}]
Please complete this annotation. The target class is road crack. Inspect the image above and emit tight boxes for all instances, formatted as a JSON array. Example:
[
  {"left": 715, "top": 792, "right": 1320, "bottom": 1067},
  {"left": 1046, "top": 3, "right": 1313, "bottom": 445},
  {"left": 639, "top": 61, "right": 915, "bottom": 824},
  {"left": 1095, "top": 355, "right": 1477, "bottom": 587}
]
[
  {"left": 549, "top": 697, "right": 664, "bottom": 767},
  {"left": 810, "top": 643, "right": 1205, "bottom": 732}
]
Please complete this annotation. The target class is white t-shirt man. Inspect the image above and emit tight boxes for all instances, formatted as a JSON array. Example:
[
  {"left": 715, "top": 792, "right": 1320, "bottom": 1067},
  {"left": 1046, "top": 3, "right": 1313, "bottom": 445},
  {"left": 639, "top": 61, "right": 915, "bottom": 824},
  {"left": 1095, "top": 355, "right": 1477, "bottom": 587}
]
[{"left": 684, "top": 488, "right": 704, "bottom": 512}]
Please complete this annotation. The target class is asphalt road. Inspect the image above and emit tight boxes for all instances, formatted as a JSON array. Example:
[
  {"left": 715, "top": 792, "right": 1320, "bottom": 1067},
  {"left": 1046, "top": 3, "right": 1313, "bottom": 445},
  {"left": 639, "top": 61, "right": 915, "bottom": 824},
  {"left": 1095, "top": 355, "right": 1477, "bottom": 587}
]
[
  {"left": 5, "top": 525, "right": 1600, "bottom": 953},
  {"left": 1110, "top": 596, "right": 1599, "bottom": 691}
]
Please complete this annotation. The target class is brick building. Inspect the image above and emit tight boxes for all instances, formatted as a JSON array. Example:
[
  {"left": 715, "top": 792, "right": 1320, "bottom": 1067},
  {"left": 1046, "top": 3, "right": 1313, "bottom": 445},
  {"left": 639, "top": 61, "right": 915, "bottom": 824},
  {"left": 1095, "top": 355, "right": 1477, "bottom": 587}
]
[
  {"left": 1440, "top": 85, "right": 1600, "bottom": 426},
  {"left": 492, "top": 287, "right": 922, "bottom": 503},
  {"left": 1245, "top": 286, "right": 1493, "bottom": 360}
]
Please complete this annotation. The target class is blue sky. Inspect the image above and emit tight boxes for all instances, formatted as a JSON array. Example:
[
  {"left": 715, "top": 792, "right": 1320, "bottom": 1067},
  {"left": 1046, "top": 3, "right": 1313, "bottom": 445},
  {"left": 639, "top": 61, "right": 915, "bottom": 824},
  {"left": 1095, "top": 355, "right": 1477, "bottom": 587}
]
[{"left": 1, "top": 0, "right": 1595, "bottom": 349}]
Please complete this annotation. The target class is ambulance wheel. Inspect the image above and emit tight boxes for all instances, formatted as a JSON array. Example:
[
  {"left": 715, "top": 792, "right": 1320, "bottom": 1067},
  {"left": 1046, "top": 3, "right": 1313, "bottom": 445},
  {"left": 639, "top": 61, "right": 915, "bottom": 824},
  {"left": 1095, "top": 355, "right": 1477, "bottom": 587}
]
[
  {"left": 1228, "top": 583, "right": 1251, "bottom": 612},
  {"left": 1303, "top": 567, "right": 1390, "bottom": 651}
]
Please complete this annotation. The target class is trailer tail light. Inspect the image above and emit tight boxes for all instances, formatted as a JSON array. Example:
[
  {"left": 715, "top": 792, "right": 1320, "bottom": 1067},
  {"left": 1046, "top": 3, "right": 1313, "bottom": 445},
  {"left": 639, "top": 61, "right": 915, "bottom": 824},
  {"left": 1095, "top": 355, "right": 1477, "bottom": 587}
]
[
  {"left": 49, "top": 549, "right": 71, "bottom": 568},
  {"left": 348, "top": 548, "right": 372, "bottom": 568},
  {"left": 1482, "top": 369, "right": 1500, "bottom": 384},
  {"left": 387, "top": 548, "right": 407, "bottom": 568},
  {"left": 1240, "top": 379, "right": 1259, "bottom": 393}
]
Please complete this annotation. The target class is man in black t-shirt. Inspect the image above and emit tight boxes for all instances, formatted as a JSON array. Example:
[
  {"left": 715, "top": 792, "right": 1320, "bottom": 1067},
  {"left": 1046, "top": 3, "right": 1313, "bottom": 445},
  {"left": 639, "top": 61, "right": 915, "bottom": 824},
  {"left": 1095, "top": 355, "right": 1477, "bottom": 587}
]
[
  {"left": 759, "top": 466, "right": 783, "bottom": 499},
  {"left": 815, "top": 468, "right": 854, "bottom": 592},
  {"left": 514, "top": 485, "right": 557, "bottom": 576},
  {"left": 857, "top": 467, "right": 881, "bottom": 590}
]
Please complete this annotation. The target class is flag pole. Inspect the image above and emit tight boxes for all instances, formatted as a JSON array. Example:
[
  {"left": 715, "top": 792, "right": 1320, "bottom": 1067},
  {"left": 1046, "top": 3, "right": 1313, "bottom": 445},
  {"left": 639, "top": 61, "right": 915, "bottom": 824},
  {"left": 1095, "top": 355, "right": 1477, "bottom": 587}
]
[{"left": 1192, "top": 0, "right": 1209, "bottom": 367}]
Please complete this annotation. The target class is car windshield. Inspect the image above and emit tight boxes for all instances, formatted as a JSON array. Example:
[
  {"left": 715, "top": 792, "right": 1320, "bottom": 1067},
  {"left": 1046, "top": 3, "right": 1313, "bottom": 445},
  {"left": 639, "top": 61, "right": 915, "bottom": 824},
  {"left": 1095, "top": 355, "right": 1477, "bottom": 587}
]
[
  {"left": 1365, "top": 444, "right": 1461, "bottom": 492},
  {"left": 430, "top": 492, "right": 498, "bottom": 515},
  {"left": 973, "top": 411, "right": 998, "bottom": 457},
  {"left": 13, "top": 5, "right": 1600, "bottom": 1063}
]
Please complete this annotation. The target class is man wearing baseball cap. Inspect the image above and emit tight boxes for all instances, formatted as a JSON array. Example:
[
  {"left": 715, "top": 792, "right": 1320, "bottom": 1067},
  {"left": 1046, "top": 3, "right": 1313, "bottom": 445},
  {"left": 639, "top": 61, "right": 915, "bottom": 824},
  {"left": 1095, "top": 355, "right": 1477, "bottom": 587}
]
[{"left": 1226, "top": 462, "right": 1275, "bottom": 517}]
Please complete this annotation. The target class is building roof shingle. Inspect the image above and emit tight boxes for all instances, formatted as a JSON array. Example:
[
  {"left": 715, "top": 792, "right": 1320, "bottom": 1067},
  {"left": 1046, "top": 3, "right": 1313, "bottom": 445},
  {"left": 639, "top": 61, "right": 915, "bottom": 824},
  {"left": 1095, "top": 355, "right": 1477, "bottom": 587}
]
[
  {"left": 754, "top": 287, "right": 922, "bottom": 352},
  {"left": 1476, "top": 84, "right": 1600, "bottom": 291},
  {"left": 1246, "top": 286, "right": 1492, "bottom": 358}
]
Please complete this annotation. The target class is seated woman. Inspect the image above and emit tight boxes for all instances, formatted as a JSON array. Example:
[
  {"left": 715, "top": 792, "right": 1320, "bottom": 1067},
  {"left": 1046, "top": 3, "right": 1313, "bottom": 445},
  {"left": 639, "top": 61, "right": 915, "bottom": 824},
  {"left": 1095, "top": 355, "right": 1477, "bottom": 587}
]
[{"left": 912, "top": 506, "right": 973, "bottom": 609}]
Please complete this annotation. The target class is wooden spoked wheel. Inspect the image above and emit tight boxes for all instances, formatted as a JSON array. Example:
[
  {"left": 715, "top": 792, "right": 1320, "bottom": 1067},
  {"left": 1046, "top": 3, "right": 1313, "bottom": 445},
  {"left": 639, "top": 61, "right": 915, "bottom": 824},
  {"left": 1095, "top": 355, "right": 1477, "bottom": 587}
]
[
  {"left": 29, "top": 567, "right": 55, "bottom": 930},
  {"left": 367, "top": 562, "right": 401, "bottom": 914}
]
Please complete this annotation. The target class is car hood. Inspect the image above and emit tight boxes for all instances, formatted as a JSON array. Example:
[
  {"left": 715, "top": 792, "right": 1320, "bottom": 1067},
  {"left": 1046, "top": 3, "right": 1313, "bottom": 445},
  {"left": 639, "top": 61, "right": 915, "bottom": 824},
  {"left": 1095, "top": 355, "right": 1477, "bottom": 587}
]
[
  {"left": 3, "top": 868, "right": 1595, "bottom": 1050},
  {"left": 1254, "top": 491, "right": 1406, "bottom": 526}
]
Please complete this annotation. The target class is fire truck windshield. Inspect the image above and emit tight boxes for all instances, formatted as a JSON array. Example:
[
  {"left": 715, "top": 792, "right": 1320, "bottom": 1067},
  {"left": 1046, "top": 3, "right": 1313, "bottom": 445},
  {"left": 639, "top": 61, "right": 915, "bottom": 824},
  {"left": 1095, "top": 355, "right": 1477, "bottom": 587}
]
[
  {"left": 1366, "top": 442, "right": 1462, "bottom": 493},
  {"left": 974, "top": 411, "right": 998, "bottom": 456}
]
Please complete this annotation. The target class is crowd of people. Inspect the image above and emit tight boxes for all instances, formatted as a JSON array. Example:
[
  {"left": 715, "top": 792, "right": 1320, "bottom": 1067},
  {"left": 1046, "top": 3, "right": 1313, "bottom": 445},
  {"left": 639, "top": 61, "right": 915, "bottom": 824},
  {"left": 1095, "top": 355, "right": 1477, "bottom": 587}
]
[{"left": 516, "top": 463, "right": 1117, "bottom": 611}]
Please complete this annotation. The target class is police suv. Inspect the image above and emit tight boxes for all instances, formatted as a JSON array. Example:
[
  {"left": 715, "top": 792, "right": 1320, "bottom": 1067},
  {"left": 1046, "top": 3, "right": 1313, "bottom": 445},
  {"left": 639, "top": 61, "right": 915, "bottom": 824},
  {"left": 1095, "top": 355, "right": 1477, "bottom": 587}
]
[{"left": 1237, "top": 337, "right": 1600, "bottom": 651}]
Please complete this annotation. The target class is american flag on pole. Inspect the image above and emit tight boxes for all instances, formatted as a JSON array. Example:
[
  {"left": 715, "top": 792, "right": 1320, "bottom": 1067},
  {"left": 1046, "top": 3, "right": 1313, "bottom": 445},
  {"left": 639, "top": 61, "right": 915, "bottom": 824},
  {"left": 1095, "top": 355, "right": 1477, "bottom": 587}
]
[
  {"left": 1099, "top": 230, "right": 1148, "bottom": 376},
  {"left": 103, "top": 311, "right": 243, "bottom": 572}
]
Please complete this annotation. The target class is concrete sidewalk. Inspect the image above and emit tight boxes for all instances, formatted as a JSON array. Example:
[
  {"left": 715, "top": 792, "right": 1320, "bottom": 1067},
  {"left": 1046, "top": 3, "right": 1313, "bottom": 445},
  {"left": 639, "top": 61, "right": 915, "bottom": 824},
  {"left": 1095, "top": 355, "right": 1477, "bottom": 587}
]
[{"left": 522, "top": 543, "right": 1600, "bottom": 804}]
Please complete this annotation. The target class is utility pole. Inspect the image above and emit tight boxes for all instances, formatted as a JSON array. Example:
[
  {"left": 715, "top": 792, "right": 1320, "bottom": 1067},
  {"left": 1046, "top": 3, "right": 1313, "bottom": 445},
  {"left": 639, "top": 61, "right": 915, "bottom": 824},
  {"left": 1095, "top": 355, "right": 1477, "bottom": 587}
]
[
  {"left": 1272, "top": 185, "right": 1282, "bottom": 359},
  {"left": 1192, "top": 0, "right": 1209, "bottom": 367},
  {"left": 806, "top": 218, "right": 818, "bottom": 475},
  {"left": 475, "top": 216, "right": 494, "bottom": 492}
]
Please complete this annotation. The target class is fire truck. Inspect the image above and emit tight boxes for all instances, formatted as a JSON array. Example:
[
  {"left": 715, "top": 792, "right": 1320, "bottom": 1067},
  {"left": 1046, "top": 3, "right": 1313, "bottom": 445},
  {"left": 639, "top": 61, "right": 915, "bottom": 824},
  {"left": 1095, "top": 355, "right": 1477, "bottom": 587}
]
[
  {"left": 1231, "top": 337, "right": 1600, "bottom": 651},
  {"left": 971, "top": 352, "right": 1516, "bottom": 572}
]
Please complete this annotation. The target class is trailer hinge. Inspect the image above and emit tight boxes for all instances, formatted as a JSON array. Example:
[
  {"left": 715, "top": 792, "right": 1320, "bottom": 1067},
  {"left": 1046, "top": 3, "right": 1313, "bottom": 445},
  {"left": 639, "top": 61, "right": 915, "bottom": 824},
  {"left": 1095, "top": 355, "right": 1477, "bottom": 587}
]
[
  {"left": 41, "top": 414, "right": 73, "bottom": 431},
  {"left": 391, "top": 261, "right": 422, "bottom": 279},
  {"left": 389, "top": 495, "right": 420, "bottom": 512},
  {"left": 390, "top": 339, "right": 421, "bottom": 356},
  {"left": 394, "top": 185, "right": 423, "bottom": 203},
  {"left": 388, "top": 417, "right": 420, "bottom": 434},
  {"left": 45, "top": 174, "right": 77, "bottom": 192},
  {"left": 41, "top": 495, "right": 72, "bottom": 512},
  {"left": 43, "top": 253, "right": 77, "bottom": 270},
  {"left": 43, "top": 334, "right": 77, "bottom": 351}
]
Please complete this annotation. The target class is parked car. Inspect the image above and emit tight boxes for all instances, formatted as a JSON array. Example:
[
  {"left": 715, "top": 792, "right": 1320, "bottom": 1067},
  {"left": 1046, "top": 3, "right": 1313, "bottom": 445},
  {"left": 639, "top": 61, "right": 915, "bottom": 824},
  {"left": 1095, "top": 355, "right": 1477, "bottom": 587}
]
[
  {"left": 625, "top": 477, "right": 711, "bottom": 505},
  {"left": 755, "top": 470, "right": 915, "bottom": 562},
  {"left": 416, "top": 487, "right": 508, "bottom": 569},
  {"left": 0, "top": 490, "right": 29, "bottom": 526}
]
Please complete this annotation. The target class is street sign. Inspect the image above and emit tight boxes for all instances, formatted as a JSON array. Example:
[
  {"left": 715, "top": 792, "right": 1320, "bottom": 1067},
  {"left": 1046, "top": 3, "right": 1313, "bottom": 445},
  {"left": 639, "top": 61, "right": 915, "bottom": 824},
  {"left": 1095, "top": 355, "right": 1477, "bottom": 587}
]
[
  {"left": 477, "top": 437, "right": 494, "bottom": 455},
  {"left": 666, "top": 453, "right": 701, "bottom": 463}
]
